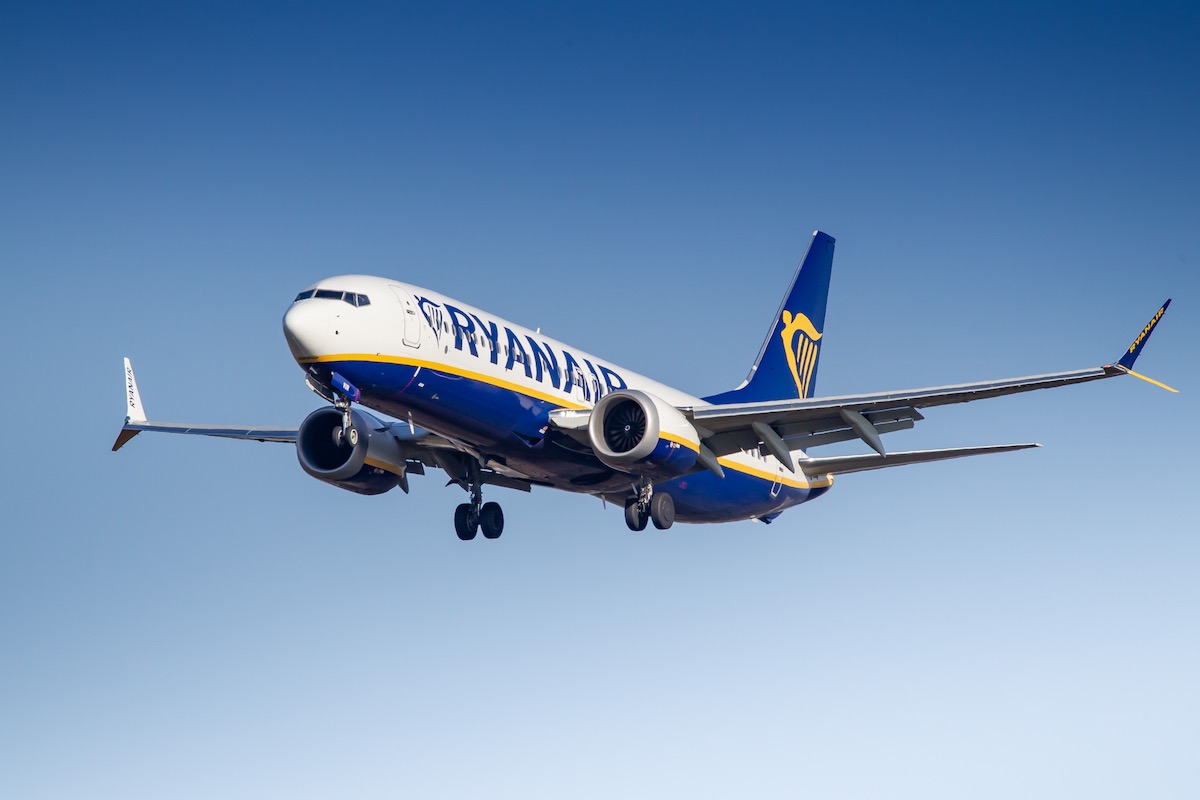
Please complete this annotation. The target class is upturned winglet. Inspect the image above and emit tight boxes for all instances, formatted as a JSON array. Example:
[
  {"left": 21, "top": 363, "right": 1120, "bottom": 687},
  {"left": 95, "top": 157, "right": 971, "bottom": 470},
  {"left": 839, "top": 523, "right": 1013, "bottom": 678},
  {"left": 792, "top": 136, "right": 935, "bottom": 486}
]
[
  {"left": 1111, "top": 300, "right": 1177, "bottom": 392},
  {"left": 1117, "top": 300, "right": 1171, "bottom": 369},
  {"left": 112, "top": 357, "right": 146, "bottom": 451}
]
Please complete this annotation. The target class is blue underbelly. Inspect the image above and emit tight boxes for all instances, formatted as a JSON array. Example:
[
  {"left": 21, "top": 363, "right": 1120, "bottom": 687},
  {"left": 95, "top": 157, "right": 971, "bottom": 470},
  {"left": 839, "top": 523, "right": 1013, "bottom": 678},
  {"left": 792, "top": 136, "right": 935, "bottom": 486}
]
[{"left": 309, "top": 358, "right": 830, "bottom": 524}]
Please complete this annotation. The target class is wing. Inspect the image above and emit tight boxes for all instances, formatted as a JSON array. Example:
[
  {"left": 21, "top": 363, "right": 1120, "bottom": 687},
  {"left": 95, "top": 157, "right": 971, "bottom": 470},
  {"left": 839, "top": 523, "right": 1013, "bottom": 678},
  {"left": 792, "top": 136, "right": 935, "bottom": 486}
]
[
  {"left": 113, "top": 422, "right": 299, "bottom": 451},
  {"left": 112, "top": 359, "right": 299, "bottom": 451},
  {"left": 685, "top": 300, "right": 1174, "bottom": 473},
  {"left": 111, "top": 358, "right": 540, "bottom": 494}
]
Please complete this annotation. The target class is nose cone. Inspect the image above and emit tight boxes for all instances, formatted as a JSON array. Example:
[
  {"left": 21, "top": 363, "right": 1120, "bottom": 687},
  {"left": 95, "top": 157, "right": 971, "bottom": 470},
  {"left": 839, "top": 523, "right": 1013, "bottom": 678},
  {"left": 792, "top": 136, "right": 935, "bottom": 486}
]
[{"left": 283, "top": 300, "right": 335, "bottom": 361}]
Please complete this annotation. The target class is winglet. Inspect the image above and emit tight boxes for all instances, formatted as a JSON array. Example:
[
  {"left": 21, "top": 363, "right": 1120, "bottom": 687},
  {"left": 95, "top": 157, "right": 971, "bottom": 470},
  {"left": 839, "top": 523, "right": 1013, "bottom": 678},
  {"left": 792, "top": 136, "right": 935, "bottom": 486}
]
[
  {"left": 113, "top": 357, "right": 146, "bottom": 451},
  {"left": 1117, "top": 299, "right": 1170, "bottom": 370}
]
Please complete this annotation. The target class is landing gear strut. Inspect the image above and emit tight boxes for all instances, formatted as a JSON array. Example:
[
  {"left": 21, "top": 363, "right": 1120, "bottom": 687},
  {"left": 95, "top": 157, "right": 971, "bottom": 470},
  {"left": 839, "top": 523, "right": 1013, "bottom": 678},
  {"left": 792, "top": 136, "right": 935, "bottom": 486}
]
[
  {"left": 624, "top": 479, "right": 674, "bottom": 531},
  {"left": 454, "top": 459, "right": 504, "bottom": 541},
  {"left": 331, "top": 396, "right": 358, "bottom": 448}
]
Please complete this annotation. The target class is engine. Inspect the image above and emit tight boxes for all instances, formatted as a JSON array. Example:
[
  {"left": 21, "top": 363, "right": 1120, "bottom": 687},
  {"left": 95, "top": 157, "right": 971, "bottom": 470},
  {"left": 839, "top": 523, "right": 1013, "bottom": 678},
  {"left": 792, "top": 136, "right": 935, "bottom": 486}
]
[
  {"left": 587, "top": 389, "right": 702, "bottom": 480},
  {"left": 296, "top": 407, "right": 406, "bottom": 495}
]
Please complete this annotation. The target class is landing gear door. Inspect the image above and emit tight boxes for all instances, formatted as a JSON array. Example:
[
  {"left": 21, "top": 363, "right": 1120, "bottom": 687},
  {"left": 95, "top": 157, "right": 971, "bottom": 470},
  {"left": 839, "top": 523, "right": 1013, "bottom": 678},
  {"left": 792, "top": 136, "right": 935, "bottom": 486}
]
[{"left": 389, "top": 285, "right": 422, "bottom": 348}]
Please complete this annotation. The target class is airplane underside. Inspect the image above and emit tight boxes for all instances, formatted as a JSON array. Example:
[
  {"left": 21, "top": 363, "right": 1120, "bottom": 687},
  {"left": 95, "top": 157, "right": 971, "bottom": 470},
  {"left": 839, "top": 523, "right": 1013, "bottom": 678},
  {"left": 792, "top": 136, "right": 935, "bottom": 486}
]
[{"left": 317, "top": 357, "right": 827, "bottom": 525}]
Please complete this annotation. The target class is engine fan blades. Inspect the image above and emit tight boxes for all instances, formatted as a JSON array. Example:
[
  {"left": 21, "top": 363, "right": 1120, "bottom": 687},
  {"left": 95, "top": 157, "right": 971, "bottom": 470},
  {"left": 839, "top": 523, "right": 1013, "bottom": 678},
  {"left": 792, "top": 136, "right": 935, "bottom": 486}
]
[{"left": 604, "top": 400, "right": 647, "bottom": 453}]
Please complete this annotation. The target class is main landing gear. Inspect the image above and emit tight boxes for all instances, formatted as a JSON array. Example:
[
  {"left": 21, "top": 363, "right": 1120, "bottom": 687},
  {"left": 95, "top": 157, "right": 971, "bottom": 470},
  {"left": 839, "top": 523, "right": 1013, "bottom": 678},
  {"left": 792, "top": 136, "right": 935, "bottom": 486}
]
[
  {"left": 455, "top": 501, "right": 504, "bottom": 541},
  {"left": 624, "top": 479, "right": 674, "bottom": 531},
  {"left": 454, "top": 460, "right": 505, "bottom": 541}
]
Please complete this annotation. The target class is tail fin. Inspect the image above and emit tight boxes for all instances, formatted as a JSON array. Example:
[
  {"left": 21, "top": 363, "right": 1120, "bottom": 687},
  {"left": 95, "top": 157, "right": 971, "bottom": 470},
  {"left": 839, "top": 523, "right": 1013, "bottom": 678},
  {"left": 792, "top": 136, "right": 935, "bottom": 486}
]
[{"left": 704, "top": 230, "right": 835, "bottom": 404}]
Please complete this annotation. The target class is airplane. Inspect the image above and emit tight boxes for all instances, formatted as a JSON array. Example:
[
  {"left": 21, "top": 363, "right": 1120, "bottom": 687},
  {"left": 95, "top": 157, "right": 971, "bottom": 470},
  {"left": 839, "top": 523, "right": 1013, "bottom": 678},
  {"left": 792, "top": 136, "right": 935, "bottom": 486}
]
[{"left": 113, "top": 231, "right": 1175, "bottom": 540}]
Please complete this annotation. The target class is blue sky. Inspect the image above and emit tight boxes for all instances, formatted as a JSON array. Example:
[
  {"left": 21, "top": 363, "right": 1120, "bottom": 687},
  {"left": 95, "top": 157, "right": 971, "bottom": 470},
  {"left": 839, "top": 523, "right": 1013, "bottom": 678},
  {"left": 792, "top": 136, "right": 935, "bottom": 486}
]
[{"left": 2, "top": 3, "right": 1197, "bottom": 798}]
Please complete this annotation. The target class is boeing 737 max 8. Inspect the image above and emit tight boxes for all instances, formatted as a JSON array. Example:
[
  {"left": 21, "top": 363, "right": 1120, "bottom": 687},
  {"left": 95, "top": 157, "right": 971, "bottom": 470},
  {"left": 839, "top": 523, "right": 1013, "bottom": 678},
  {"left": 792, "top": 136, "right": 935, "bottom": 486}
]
[{"left": 113, "top": 231, "right": 1174, "bottom": 539}]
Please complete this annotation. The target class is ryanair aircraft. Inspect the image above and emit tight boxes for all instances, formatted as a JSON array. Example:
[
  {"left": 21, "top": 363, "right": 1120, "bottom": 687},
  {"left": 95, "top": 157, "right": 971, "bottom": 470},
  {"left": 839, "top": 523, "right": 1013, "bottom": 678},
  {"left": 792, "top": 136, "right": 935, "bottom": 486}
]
[{"left": 113, "top": 232, "right": 1174, "bottom": 540}]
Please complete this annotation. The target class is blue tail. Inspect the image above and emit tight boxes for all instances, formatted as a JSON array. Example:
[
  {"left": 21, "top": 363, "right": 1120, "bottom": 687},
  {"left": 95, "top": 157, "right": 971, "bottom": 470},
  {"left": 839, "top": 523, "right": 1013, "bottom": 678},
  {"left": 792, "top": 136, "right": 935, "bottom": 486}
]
[{"left": 704, "top": 231, "right": 835, "bottom": 404}]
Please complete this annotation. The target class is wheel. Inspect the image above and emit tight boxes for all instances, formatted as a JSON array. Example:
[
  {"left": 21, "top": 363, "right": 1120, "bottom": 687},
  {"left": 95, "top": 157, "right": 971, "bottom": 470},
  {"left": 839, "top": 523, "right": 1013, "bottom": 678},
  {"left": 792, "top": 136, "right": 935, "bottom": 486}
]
[
  {"left": 650, "top": 492, "right": 675, "bottom": 530},
  {"left": 480, "top": 502, "right": 504, "bottom": 539},
  {"left": 454, "top": 503, "right": 478, "bottom": 540},
  {"left": 624, "top": 498, "right": 649, "bottom": 531}
]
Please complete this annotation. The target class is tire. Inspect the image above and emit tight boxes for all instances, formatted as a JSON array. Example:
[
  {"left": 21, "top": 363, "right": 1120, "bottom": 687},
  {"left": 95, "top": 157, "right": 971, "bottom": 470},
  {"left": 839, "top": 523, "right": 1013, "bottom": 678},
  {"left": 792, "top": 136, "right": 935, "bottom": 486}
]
[
  {"left": 454, "top": 503, "right": 478, "bottom": 540},
  {"left": 624, "top": 498, "right": 649, "bottom": 532},
  {"left": 650, "top": 492, "right": 675, "bottom": 530},
  {"left": 480, "top": 502, "right": 504, "bottom": 539}
]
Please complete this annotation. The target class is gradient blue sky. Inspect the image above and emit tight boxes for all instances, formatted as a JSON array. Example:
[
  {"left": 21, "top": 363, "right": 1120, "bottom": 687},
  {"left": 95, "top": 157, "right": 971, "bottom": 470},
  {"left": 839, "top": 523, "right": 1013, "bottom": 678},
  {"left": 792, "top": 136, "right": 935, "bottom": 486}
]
[{"left": 2, "top": 3, "right": 1197, "bottom": 798}]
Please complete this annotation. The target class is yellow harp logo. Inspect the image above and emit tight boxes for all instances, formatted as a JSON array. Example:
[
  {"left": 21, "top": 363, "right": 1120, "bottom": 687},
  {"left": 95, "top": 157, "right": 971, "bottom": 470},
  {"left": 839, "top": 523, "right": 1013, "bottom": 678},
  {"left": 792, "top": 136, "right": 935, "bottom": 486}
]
[{"left": 780, "top": 311, "right": 822, "bottom": 398}]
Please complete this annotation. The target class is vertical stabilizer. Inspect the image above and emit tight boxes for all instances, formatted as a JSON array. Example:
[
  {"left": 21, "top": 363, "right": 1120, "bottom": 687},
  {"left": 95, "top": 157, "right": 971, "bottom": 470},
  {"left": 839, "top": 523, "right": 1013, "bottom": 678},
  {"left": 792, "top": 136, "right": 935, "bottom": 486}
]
[{"left": 704, "top": 231, "right": 835, "bottom": 404}]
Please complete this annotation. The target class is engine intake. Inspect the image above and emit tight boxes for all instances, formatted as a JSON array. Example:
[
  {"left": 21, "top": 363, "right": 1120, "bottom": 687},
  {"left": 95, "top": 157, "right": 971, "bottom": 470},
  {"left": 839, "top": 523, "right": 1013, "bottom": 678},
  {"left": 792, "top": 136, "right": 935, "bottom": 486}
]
[
  {"left": 588, "top": 390, "right": 701, "bottom": 480},
  {"left": 297, "top": 407, "right": 406, "bottom": 495}
]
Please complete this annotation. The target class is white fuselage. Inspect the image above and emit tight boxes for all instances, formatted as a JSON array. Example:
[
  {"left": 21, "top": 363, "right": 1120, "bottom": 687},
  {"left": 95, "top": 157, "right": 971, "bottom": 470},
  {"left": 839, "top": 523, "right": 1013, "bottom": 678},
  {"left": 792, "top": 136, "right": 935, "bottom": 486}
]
[{"left": 282, "top": 275, "right": 831, "bottom": 521}]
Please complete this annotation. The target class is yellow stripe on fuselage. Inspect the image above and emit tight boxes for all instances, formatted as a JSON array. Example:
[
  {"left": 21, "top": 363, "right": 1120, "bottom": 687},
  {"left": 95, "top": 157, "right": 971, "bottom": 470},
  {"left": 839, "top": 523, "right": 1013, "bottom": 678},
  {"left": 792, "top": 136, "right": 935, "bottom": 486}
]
[
  {"left": 716, "top": 456, "right": 833, "bottom": 490},
  {"left": 302, "top": 352, "right": 829, "bottom": 490},
  {"left": 299, "top": 352, "right": 589, "bottom": 410}
]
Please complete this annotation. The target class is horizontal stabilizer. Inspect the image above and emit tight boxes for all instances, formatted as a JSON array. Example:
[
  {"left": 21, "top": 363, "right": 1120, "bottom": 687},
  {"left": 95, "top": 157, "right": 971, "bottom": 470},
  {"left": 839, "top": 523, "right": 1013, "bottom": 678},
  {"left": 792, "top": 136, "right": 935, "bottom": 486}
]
[{"left": 798, "top": 443, "right": 1039, "bottom": 477}]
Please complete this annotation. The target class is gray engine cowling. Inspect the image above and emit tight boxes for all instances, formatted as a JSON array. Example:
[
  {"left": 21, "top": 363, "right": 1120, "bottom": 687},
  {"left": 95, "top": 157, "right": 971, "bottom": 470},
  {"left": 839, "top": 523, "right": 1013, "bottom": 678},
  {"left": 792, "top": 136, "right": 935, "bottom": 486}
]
[
  {"left": 296, "top": 407, "right": 405, "bottom": 495},
  {"left": 587, "top": 389, "right": 701, "bottom": 480}
]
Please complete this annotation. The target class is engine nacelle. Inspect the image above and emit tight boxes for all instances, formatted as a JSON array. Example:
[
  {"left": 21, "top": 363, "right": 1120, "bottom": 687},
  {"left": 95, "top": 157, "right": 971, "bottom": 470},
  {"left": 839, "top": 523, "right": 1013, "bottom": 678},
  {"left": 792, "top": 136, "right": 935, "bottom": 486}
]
[
  {"left": 296, "top": 407, "right": 406, "bottom": 495},
  {"left": 587, "top": 389, "right": 702, "bottom": 480}
]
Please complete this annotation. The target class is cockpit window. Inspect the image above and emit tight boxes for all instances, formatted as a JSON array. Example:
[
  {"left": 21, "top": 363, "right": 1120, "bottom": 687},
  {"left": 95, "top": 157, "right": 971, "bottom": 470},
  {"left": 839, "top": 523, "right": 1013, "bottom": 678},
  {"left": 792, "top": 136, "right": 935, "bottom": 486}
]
[{"left": 295, "top": 289, "right": 371, "bottom": 306}]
